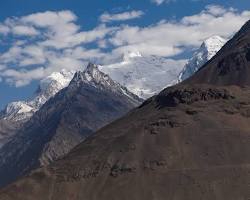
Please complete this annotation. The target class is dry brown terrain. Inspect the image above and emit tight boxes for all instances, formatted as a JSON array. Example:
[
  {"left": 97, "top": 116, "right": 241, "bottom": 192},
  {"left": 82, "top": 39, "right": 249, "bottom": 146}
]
[{"left": 0, "top": 84, "right": 250, "bottom": 200}]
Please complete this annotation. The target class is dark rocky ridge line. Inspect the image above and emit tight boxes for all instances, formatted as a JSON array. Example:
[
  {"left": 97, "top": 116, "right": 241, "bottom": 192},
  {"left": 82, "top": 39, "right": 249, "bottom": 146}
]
[{"left": 155, "top": 85, "right": 234, "bottom": 107}]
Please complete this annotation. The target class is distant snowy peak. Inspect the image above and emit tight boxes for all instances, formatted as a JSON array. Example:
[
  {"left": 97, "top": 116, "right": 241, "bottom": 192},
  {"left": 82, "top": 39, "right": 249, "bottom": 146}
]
[
  {"left": 179, "top": 35, "right": 226, "bottom": 82},
  {"left": 100, "top": 54, "right": 186, "bottom": 99},
  {"left": 31, "top": 70, "right": 75, "bottom": 108},
  {"left": 2, "top": 69, "right": 75, "bottom": 122},
  {"left": 71, "top": 63, "right": 142, "bottom": 103},
  {"left": 3, "top": 102, "right": 34, "bottom": 122},
  {"left": 201, "top": 36, "right": 227, "bottom": 60},
  {"left": 39, "top": 69, "right": 75, "bottom": 93}
]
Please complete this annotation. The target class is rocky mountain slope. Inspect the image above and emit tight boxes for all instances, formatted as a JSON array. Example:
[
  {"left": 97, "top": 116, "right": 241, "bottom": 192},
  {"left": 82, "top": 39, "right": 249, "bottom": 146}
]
[
  {"left": 0, "top": 120, "right": 20, "bottom": 149},
  {"left": 0, "top": 63, "right": 142, "bottom": 188},
  {"left": 178, "top": 36, "right": 226, "bottom": 82},
  {"left": 0, "top": 21, "right": 250, "bottom": 200}
]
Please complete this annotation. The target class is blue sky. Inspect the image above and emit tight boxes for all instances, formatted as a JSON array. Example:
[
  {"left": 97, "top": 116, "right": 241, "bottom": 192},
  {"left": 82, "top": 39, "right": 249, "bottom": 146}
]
[{"left": 0, "top": 0, "right": 250, "bottom": 109}]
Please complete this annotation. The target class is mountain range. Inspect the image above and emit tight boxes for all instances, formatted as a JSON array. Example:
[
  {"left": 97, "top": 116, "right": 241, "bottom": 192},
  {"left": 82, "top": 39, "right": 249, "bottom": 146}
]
[
  {"left": 0, "top": 35, "right": 225, "bottom": 124},
  {"left": 0, "top": 63, "right": 142, "bottom": 187},
  {"left": 0, "top": 18, "right": 250, "bottom": 200},
  {"left": 0, "top": 35, "right": 227, "bottom": 188}
]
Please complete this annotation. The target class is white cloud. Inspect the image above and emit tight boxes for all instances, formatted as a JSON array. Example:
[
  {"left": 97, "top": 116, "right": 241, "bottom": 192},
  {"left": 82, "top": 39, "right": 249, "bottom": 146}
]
[
  {"left": 151, "top": 0, "right": 175, "bottom": 5},
  {"left": 40, "top": 24, "right": 115, "bottom": 49},
  {"left": 12, "top": 25, "right": 39, "bottom": 36},
  {"left": 108, "top": 5, "right": 250, "bottom": 57},
  {"left": 0, "top": 46, "right": 23, "bottom": 64},
  {"left": 0, "top": 24, "right": 9, "bottom": 34},
  {"left": 100, "top": 10, "right": 144, "bottom": 23},
  {"left": 0, "top": 64, "right": 6, "bottom": 71},
  {"left": 3, "top": 67, "right": 45, "bottom": 87},
  {"left": 21, "top": 10, "right": 77, "bottom": 27},
  {"left": 0, "top": 10, "right": 117, "bottom": 86}
]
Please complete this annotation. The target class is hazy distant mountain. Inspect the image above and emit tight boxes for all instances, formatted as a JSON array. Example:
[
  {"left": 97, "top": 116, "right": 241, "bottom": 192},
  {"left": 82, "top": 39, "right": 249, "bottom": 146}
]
[{"left": 0, "top": 63, "right": 142, "bottom": 188}]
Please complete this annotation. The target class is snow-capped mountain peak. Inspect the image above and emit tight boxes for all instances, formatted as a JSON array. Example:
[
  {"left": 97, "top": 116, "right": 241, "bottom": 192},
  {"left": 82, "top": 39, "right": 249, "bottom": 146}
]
[
  {"left": 201, "top": 35, "right": 227, "bottom": 60},
  {"left": 71, "top": 63, "right": 142, "bottom": 103},
  {"left": 99, "top": 55, "right": 186, "bottom": 99},
  {"left": 31, "top": 69, "right": 75, "bottom": 108},
  {"left": 39, "top": 69, "right": 75, "bottom": 92},
  {"left": 178, "top": 35, "right": 226, "bottom": 82},
  {"left": 3, "top": 102, "right": 34, "bottom": 122},
  {"left": 1, "top": 69, "right": 75, "bottom": 122},
  {"left": 72, "top": 63, "right": 110, "bottom": 86}
]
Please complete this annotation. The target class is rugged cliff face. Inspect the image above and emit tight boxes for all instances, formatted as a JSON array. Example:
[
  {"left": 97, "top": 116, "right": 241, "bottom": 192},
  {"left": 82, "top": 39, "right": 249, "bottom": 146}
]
[{"left": 0, "top": 63, "right": 142, "bottom": 188}]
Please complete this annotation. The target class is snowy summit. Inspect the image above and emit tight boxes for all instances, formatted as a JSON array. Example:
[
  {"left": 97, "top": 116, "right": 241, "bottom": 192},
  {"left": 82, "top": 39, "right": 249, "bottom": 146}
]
[
  {"left": 1, "top": 70, "right": 75, "bottom": 122},
  {"left": 178, "top": 35, "right": 227, "bottom": 82}
]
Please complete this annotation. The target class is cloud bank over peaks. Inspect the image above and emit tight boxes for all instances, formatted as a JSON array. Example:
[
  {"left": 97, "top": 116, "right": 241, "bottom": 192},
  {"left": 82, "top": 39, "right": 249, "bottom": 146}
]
[{"left": 0, "top": 5, "right": 249, "bottom": 87}]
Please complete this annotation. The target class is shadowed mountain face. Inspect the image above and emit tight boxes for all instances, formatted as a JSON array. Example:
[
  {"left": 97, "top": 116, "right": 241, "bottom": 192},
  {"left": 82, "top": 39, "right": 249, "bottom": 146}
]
[
  {"left": 1, "top": 21, "right": 250, "bottom": 200},
  {"left": 0, "top": 63, "right": 142, "bottom": 188},
  {"left": 185, "top": 20, "right": 250, "bottom": 86},
  {"left": 0, "top": 119, "right": 20, "bottom": 148}
]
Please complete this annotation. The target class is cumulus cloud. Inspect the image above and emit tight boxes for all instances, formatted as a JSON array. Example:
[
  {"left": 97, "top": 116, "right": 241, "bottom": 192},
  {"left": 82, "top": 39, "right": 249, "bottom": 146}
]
[
  {"left": 3, "top": 67, "right": 45, "bottom": 87},
  {"left": 0, "top": 24, "right": 9, "bottom": 34},
  {"left": 108, "top": 5, "right": 250, "bottom": 57},
  {"left": 0, "top": 5, "right": 249, "bottom": 87},
  {"left": 100, "top": 10, "right": 144, "bottom": 23},
  {"left": 0, "top": 10, "right": 115, "bottom": 86},
  {"left": 151, "top": 0, "right": 175, "bottom": 5},
  {"left": 12, "top": 25, "right": 39, "bottom": 36}
]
